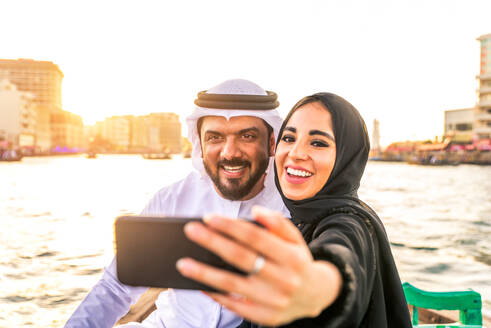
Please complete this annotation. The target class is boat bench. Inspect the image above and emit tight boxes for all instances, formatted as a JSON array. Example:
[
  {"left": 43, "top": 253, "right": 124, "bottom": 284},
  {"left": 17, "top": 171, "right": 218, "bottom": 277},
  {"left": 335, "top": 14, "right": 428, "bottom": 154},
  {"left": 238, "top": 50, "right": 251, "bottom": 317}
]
[{"left": 403, "top": 282, "right": 483, "bottom": 328}]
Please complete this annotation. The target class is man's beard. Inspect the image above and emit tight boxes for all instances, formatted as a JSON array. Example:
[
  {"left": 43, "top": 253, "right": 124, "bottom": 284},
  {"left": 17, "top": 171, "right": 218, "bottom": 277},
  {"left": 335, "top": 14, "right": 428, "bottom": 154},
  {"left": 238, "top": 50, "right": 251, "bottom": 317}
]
[{"left": 204, "top": 153, "right": 270, "bottom": 201}]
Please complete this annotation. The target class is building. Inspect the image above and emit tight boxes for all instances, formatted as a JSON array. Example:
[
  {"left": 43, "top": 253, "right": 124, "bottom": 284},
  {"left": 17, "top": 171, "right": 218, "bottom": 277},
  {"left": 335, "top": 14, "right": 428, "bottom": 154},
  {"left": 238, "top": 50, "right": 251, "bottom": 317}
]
[
  {"left": 35, "top": 105, "right": 52, "bottom": 152},
  {"left": 476, "top": 33, "right": 491, "bottom": 139},
  {"left": 86, "top": 112, "right": 182, "bottom": 153},
  {"left": 444, "top": 108, "right": 474, "bottom": 143},
  {"left": 0, "top": 58, "right": 65, "bottom": 152},
  {"left": 445, "top": 34, "right": 491, "bottom": 142},
  {"left": 370, "top": 118, "right": 381, "bottom": 158},
  {"left": 131, "top": 115, "right": 149, "bottom": 151},
  {"left": 0, "top": 79, "right": 37, "bottom": 148},
  {"left": 50, "top": 110, "right": 84, "bottom": 152},
  {"left": 102, "top": 115, "right": 132, "bottom": 151},
  {"left": 0, "top": 58, "right": 63, "bottom": 111},
  {"left": 146, "top": 112, "right": 181, "bottom": 153}
]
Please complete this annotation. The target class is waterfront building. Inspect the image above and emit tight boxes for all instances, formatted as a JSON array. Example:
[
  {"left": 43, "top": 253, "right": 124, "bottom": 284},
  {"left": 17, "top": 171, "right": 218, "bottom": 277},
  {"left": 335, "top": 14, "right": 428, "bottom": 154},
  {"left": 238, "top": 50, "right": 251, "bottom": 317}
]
[
  {"left": 93, "top": 121, "right": 105, "bottom": 139},
  {"left": 445, "top": 33, "right": 491, "bottom": 143},
  {"left": 0, "top": 58, "right": 65, "bottom": 153},
  {"left": 85, "top": 112, "right": 182, "bottom": 153},
  {"left": 0, "top": 59, "right": 63, "bottom": 111},
  {"left": 131, "top": 115, "right": 149, "bottom": 151},
  {"left": 35, "top": 105, "right": 52, "bottom": 152},
  {"left": 146, "top": 112, "right": 181, "bottom": 153},
  {"left": 102, "top": 116, "right": 132, "bottom": 151},
  {"left": 0, "top": 79, "right": 37, "bottom": 148},
  {"left": 444, "top": 108, "right": 474, "bottom": 143},
  {"left": 369, "top": 118, "right": 381, "bottom": 158},
  {"left": 476, "top": 33, "right": 491, "bottom": 139},
  {"left": 50, "top": 110, "right": 84, "bottom": 152}
]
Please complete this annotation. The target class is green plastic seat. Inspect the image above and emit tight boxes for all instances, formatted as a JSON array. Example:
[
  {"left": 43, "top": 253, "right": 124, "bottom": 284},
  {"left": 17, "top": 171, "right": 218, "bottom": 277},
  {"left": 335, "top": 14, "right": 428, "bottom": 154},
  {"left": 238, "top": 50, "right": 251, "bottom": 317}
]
[{"left": 402, "top": 282, "right": 483, "bottom": 328}]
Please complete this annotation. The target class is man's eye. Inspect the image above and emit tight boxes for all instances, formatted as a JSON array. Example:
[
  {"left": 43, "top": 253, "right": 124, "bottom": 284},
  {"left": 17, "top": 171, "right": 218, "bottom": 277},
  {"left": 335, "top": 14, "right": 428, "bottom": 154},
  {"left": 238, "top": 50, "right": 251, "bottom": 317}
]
[
  {"left": 311, "top": 140, "right": 329, "bottom": 147},
  {"left": 242, "top": 134, "right": 256, "bottom": 140},
  {"left": 206, "top": 135, "right": 221, "bottom": 142},
  {"left": 281, "top": 135, "right": 295, "bottom": 143}
]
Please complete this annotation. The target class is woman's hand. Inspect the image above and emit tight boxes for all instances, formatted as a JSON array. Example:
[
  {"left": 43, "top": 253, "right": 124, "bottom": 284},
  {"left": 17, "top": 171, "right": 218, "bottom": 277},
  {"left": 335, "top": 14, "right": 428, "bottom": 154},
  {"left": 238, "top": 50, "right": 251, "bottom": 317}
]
[{"left": 176, "top": 206, "right": 342, "bottom": 326}]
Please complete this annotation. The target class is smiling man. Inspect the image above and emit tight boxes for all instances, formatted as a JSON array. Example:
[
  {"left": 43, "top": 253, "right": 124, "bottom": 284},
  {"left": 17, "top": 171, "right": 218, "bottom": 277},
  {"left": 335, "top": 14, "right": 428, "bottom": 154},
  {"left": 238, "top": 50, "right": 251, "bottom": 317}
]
[
  {"left": 64, "top": 79, "right": 289, "bottom": 328},
  {"left": 200, "top": 115, "right": 273, "bottom": 200}
]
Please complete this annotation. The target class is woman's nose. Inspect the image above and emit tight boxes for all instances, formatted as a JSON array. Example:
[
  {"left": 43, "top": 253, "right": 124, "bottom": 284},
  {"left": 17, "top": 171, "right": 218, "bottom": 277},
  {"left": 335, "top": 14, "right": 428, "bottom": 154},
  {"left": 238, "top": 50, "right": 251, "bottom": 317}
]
[{"left": 289, "top": 141, "right": 309, "bottom": 160}]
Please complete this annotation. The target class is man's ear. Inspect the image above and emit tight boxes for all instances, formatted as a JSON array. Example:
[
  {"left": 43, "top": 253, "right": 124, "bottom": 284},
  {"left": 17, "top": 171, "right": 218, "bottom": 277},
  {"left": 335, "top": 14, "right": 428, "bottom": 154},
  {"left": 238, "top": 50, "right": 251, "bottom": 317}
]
[{"left": 268, "top": 132, "right": 275, "bottom": 157}]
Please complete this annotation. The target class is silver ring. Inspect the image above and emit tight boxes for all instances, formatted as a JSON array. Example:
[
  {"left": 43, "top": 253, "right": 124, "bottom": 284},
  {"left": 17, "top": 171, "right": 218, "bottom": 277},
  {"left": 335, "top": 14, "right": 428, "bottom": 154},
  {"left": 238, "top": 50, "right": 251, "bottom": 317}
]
[{"left": 249, "top": 255, "right": 265, "bottom": 275}]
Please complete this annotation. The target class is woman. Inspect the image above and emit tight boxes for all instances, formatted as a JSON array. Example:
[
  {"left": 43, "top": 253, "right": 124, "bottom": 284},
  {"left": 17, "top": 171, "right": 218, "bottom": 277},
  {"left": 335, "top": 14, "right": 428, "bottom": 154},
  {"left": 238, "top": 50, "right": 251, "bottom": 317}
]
[{"left": 177, "top": 93, "right": 412, "bottom": 327}]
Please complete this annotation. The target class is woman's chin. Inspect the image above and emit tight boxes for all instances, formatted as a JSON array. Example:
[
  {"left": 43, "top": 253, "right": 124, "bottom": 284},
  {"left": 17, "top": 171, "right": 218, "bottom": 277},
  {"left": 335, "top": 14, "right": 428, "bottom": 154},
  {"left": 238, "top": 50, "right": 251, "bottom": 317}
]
[
  {"left": 280, "top": 179, "right": 317, "bottom": 201},
  {"left": 283, "top": 189, "right": 309, "bottom": 201}
]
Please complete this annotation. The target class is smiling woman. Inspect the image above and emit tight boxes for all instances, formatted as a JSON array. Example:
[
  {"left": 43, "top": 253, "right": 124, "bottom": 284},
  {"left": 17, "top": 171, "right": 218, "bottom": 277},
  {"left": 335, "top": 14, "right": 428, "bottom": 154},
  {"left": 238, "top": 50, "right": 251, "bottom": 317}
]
[
  {"left": 275, "top": 101, "right": 337, "bottom": 201},
  {"left": 178, "top": 93, "right": 412, "bottom": 327}
]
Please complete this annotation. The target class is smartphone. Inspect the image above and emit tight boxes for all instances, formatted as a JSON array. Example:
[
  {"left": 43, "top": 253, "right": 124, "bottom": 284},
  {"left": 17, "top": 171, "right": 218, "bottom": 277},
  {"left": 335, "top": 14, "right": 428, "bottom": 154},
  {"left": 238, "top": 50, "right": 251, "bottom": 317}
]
[{"left": 114, "top": 215, "right": 248, "bottom": 291}]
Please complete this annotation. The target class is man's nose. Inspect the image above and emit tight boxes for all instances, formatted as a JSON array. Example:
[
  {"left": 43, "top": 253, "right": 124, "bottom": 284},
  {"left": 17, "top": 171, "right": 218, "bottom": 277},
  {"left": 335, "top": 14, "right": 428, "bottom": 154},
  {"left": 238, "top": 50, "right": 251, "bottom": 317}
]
[{"left": 221, "top": 137, "right": 242, "bottom": 159}]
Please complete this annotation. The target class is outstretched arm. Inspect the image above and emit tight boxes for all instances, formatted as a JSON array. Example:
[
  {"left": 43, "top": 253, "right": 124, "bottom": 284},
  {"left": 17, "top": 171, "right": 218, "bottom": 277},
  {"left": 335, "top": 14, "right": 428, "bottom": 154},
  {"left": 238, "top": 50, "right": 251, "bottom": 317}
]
[
  {"left": 64, "top": 258, "right": 148, "bottom": 328},
  {"left": 176, "top": 206, "right": 342, "bottom": 326}
]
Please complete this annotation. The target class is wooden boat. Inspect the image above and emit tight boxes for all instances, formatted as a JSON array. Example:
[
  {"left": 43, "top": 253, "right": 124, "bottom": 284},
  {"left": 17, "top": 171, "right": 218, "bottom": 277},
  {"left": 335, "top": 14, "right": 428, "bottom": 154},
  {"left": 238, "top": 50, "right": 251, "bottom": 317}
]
[
  {"left": 407, "top": 156, "right": 460, "bottom": 166},
  {"left": 142, "top": 152, "right": 172, "bottom": 160},
  {"left": 116, "top": 284, "right": 490, "bottom": 327},
  {"left": 403, "top": 282, "right": 485, "bottom": 327},
  {"left": 0, "top": 150, "right": 23, "bottom": 162}
]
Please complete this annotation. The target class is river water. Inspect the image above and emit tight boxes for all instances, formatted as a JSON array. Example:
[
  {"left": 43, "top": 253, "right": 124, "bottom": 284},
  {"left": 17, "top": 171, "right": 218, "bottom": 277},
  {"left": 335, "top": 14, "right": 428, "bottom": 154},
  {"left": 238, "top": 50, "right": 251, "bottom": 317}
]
[{"left": 0, "top": 155, "right": 490, "bottom": 327}]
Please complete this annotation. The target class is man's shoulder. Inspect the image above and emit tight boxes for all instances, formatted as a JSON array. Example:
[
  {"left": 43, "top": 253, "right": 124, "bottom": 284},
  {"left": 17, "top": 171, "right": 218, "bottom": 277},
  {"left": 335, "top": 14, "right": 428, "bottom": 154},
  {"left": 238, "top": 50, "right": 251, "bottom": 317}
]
[
  {"left": 142, "top": 171, "right": 215, "bottom": 215},
  {"left": 150, "top": 171, "right": 210, "bottom": 202}
]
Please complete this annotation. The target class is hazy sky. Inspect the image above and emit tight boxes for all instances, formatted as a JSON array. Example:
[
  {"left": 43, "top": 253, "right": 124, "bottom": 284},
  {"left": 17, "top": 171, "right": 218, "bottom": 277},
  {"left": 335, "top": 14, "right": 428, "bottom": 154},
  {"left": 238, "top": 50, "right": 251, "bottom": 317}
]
[{"left": 2, "top": 0, "right": 490, "bottom": 146}]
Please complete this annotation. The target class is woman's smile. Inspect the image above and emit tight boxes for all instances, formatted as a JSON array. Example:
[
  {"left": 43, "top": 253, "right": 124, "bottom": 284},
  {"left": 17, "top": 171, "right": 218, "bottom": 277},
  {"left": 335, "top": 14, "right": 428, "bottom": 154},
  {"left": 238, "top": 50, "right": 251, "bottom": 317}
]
[{"left": 284, "top": 165, "right": 313, "bottom": 184}]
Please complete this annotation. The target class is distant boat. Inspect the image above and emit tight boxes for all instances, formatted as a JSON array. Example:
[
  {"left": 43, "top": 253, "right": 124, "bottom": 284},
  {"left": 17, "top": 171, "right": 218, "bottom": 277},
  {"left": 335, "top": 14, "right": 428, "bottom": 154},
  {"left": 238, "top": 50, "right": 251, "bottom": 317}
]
[
  {"left": 183, "top": 149, "right": 191, "bottom": 158},
  {"left": 86, "top": 152, "right": 97, "bottom": 159},
  {"left": 142, "top": 153, "right": 171, "bottom": 160},
  {"left": 407, "top": 156, "right": 460, "bottom": 166},
  {"left": 0, "top": 150, "right": 23, "bottom": 162}
]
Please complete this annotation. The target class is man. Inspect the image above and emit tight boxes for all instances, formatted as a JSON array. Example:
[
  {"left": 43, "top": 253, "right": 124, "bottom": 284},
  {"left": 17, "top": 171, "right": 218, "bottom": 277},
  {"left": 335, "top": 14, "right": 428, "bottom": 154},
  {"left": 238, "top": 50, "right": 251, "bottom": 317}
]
[{"left": 64, "top": 79, "right": 289, "bottom": 328}]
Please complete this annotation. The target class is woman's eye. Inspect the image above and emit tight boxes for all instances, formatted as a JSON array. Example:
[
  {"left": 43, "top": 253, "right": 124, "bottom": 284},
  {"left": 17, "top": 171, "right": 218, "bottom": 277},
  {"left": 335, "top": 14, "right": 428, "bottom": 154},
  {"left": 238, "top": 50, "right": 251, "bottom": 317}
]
[
  {"left": 281, "top": 135, "right": 295, "bottom": 143},
  {"left": 311, "top": 140, "right": 329, "bottom": 147}
]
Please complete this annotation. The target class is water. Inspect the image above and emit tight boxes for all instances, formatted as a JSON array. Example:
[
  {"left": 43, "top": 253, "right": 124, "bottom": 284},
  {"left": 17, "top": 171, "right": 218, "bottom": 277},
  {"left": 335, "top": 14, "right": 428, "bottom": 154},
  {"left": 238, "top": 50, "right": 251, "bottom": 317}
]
[{"left": 0, "top": 155, "right": 490, "bottom": 327}]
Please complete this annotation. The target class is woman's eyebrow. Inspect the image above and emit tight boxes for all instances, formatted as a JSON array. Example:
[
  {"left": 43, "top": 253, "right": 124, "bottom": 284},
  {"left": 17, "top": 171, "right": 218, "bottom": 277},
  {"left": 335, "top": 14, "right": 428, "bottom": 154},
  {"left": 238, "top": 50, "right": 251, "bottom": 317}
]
[
  {"left": 284, "top": 126, "right": 296, "bottom": 133},
  {"left": 309, "top": 129, "right": 335, "bottom": 142}
]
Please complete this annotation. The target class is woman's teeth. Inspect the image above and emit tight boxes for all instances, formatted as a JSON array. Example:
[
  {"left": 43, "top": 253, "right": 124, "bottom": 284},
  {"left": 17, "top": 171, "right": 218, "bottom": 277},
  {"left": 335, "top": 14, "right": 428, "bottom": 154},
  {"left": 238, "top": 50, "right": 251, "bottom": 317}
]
[{"left": 286, "top": 167, "right": 312, "bottom": 177}]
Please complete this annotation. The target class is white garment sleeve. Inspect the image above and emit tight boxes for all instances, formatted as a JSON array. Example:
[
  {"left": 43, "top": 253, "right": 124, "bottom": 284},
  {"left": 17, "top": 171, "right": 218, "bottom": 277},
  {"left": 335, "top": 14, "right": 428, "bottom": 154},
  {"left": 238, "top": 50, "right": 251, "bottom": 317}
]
[
  {"left": 64, "top": 258, "right": 148, "bottom": 328},
  {"left": 63, "top": 183, "right": 177, "bottom": 328}
]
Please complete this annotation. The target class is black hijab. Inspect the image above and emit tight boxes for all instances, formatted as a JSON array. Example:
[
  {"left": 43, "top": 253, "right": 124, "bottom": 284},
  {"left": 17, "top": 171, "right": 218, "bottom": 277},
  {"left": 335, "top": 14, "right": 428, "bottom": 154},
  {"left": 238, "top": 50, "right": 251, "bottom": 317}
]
[
  {"left": 270, "top": 92, "right": 411, "bottom": 327},
  {"left": 274, "top": 92, "right": 370, "bottom": 221}
]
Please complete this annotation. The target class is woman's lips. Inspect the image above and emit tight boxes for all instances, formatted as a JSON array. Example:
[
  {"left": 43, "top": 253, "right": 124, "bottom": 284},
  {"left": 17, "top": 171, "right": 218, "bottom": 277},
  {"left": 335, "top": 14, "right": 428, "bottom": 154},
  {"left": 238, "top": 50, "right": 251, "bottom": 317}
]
[{"left": 284, "top": 167, "right": 312, "bottom": 184}]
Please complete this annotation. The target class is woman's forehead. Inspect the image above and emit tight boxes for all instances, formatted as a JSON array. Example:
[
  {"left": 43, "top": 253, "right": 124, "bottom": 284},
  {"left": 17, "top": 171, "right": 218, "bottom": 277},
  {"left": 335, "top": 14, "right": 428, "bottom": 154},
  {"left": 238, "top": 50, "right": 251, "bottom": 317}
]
[{"left": 287, "top": 103, "right": 334, "bottom": 132}]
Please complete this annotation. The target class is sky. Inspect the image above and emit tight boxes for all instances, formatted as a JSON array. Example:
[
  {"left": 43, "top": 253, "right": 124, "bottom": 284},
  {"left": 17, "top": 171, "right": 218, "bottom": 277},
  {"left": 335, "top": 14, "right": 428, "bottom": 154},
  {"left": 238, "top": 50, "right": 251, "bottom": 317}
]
[{"left": 1, "top": 0, "right": 490, "bottom": 146}]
